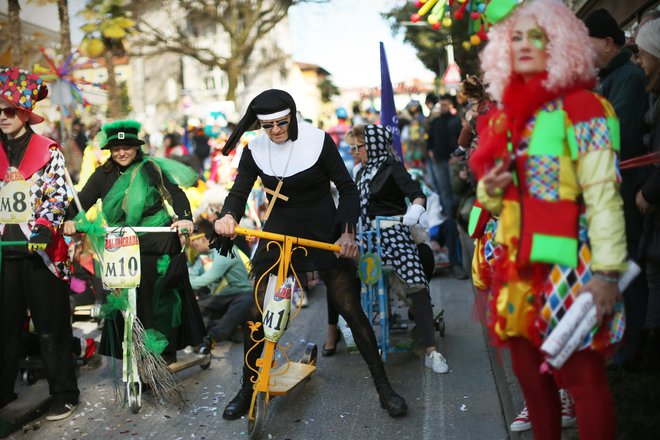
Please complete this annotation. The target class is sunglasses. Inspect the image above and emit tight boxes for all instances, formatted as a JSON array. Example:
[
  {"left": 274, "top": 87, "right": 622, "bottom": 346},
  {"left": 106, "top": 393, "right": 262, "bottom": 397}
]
[
  {"left": 350, "top": 143, "right": 366, "bottom": 152},
  {"left": 0, "top": 107, "right": 19, "bottom": 118},
  {"left": 260, "top": 120, "right": 290, "bottom": 130}
]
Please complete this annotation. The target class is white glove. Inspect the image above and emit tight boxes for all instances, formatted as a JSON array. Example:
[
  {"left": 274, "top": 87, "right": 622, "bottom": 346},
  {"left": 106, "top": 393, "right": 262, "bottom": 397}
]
[{"left": 402, "top": 204, "right": 425, "bottom": 226}]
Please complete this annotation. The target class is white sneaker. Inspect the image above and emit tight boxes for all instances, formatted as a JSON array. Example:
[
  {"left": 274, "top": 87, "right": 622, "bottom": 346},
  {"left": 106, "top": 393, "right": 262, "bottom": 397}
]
[
  {"left": 510, "top": 405, "right": 531, "bottom": 432},
  {"left": 424, "top": 351, "right": 449, "bottom": 374},
  {"left": 292, "top": 287, "right": 308, "bottom": 308}
]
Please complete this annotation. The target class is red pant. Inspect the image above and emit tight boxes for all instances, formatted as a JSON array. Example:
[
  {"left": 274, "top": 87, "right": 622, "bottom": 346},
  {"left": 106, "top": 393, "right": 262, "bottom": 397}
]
[{"left": 508, "top": 337, "right": 615, "bottom": 440}]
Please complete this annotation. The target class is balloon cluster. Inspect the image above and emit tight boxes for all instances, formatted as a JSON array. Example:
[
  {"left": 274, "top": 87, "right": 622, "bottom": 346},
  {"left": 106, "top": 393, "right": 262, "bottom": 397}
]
[{"left": 409, "top": 0, "right": 491, "bottom": 49}]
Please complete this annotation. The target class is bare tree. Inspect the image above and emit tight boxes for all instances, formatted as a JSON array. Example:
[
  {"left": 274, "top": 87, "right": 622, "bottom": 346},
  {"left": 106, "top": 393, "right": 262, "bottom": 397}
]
[
  {"left": 7, "top": 0, "right": 23, "bottom": 67},
  {"left": 131, "top": 0, "right": 326, "bottom": 103},
  {"left": 57, "top": 0, "right": 72, "bottom": 57}
]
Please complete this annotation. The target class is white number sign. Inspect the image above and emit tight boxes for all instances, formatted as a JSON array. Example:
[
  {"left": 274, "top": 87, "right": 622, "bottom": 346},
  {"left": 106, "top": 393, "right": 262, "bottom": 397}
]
[
  {"left": 0, "top": 179, "right": 31, "bottom": 224},
  {"left": 102, "top": 228, "right": 141, "bottom": 289}
]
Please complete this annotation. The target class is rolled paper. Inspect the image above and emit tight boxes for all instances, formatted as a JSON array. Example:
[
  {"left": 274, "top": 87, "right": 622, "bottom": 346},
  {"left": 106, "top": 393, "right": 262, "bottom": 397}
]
[
  {"left": 540, "top": 293, "right": 593, "bottom": 357},
  {"left": 546, "top": 305, "right": 597, "bottom": 369},
  {"left": 540, "top": 261, "right": 641, "bottom": 369}
]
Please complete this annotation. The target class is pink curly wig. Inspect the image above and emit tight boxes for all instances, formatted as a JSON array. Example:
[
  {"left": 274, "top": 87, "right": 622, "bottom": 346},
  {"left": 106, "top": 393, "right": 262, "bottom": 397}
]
[{"left": 480, "top": 0, "right": 597, "bottom": 102}]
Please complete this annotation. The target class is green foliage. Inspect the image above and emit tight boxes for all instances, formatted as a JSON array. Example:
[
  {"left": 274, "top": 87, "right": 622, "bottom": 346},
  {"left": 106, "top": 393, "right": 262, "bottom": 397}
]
[
  {"left": 79, "top": 0, "right": 135, "bottom": 57},
  {"left": 119, "top": 81, "right": 132, "bottom": 116},
  {"left": 319, "top": 77, "right": 340, "bottom": 103},
  {"left": 382, "top": 3, "right": 481, "bottom": 79}
]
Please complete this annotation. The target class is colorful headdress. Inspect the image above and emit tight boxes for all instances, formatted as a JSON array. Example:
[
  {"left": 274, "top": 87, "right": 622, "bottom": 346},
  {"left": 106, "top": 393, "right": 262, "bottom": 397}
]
[
  {"left": 101, "top": 119, "right": 145, "bottom": 149},
  {"left": 0, "top": 67, "right": 49, "bottom": 125}
]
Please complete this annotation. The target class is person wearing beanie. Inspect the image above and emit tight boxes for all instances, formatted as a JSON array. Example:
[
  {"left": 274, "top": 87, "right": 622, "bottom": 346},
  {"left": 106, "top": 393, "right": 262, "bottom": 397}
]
[
  {"left": 636, "top": 17, "right": 660, "bottom": 65},
  {"left": 585, "top": 8, "right": 651, "bottom": 367},
  {"left": 213, "top": 89, "right": 408, "bottom": 420},
  {"left": 0, "top": 68, "right": 80, "bottom": 421},
  {"left": 634, "top": 17, "right": 660, "bottom": 353}
]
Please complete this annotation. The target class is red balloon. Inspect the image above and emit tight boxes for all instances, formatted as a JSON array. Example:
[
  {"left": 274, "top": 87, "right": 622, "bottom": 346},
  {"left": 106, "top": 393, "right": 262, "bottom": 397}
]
[
  {"left": 415, "top": 0, "right": 423, "bottom": 8},
  {"left": 471, "top": 11, "right": 480, "bottom": 20},
  {"left": 432, "top": 21, "right": 441, "bottom": 30},
  {"left": 411, "top": 13, "right": 421, "bottom": 23},
  {"left": 455, "top": 10, "right": 464, "bottom": 20}
]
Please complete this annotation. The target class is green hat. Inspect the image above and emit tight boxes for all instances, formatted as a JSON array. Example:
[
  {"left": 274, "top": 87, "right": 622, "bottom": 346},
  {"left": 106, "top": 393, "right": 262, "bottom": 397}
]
[{"left": 101, "top": 119, "right": 145, "bottom": 149}]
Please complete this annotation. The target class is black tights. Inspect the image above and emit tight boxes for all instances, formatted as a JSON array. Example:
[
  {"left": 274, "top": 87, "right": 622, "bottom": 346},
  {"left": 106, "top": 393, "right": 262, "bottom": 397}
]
[
  {"left": 328, "top": 285, "right": 436, "bottom": 348},
  {"left": 408, "top": 289, "right": 435, "bottom": 348},
  {"left": 242, "top": 264, "right": 387, "bottom": 386}
]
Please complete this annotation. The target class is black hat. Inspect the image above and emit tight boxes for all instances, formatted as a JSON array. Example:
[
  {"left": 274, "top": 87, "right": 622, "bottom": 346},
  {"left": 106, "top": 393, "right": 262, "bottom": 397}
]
[
  {"left": 222, "top": 89, "right": 298, "bottom": 155},
  {"left": 101, "top": 119, "right": 145, "bottom": 149},
  {"left": 583, "top": 9, "right": 626, "bottom": 46}
]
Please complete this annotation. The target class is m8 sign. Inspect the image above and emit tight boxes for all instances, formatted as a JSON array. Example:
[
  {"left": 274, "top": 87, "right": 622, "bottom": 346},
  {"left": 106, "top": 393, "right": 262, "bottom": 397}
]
[{"left": 0, "top": 180, "right": 31, "bottom": 224}]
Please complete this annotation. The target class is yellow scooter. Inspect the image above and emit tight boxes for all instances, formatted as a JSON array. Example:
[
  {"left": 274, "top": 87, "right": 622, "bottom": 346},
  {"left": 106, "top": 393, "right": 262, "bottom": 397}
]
[{"left": 232, "top": 227, "right": 340, "bottom": 440}]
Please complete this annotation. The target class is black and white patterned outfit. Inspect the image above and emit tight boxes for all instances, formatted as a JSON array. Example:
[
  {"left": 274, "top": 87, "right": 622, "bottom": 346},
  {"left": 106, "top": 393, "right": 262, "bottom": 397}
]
[
  {"left": 0, "top": 128, "right": 79, "bottom": 408},
  {"left": 356, "top": 125, "right": 428, "bottom": 291}
]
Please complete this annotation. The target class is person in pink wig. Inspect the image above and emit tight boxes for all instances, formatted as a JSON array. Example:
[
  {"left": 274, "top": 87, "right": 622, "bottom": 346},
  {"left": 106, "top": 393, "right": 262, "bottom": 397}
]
[{"left": 470, "top": 0, "right": 628, "bottom": 439}]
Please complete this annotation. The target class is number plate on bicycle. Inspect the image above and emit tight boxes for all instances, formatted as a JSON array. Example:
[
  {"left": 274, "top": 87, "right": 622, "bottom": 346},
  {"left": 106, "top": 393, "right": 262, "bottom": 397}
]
[
  {"left": 102, "top": 228, "right": 141, "bottom": 288},
  {"left": 0, "top": 176, "right": 31, "bottom": 224}
]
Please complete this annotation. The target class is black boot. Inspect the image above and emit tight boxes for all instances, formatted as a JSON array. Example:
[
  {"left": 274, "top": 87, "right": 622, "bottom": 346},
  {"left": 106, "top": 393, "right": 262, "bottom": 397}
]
[
  {"left": 369, "top": 363, "right": 408, "bottom": 417},
  {"left": 222, "top": 380, "right": 254, "bottom": 420}
]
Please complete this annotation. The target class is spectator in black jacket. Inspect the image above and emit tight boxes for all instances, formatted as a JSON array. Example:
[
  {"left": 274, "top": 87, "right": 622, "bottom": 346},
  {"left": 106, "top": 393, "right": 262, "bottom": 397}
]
[
  {"left": 634, "top": 18, "right": 660, "bottom": 358},
  {"left": 427, "top": 94, "right": 462, "bottom": 217},
  {"left": 585, "top": 8, "right": 650, "bottom": 366}
]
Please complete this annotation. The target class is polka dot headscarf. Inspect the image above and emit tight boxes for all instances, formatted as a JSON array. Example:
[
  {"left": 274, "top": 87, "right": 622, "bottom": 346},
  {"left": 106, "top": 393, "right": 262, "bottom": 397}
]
[{"left": 356, "top": 124, "right": 394, "bottom": 226}]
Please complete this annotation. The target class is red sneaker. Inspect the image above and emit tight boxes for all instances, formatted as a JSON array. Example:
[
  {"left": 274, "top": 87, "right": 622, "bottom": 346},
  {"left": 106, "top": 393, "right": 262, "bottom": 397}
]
[
  {"left": 510, "top": 405, "right": 531, "bottom": 432},
  {"left": 560, "top": 389, "right": 577, "bottom": 428}
]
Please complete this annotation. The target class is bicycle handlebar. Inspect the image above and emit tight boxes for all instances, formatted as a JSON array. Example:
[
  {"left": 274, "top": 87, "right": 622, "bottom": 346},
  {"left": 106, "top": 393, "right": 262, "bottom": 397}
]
[
  {"left": 104, "top": 226, "right": 178, "bottom": 233},
  {"left": 234, "top": 226, "right": 342, "bottom": 253}
]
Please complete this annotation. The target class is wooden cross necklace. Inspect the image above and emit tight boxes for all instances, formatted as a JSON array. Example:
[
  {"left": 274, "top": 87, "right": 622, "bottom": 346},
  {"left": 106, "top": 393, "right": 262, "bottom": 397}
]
[{"left": 263, "top": 140, "right": 294, "bottom": 220}]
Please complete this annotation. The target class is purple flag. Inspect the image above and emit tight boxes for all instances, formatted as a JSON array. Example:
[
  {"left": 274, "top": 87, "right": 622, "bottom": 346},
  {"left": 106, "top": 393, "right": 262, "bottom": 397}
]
[{"left": 379, "top": 42, "right": 403, "bottom": 160}]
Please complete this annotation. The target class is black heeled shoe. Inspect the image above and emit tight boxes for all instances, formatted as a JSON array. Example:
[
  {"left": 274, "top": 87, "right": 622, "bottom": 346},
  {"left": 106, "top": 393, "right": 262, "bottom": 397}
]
[{"left": 321, "top": 331, "right": 342, "bottom": 357}]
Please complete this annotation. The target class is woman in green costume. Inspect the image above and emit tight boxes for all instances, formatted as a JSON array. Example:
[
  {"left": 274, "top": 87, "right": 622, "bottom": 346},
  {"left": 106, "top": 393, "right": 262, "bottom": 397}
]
[{"left": 63, "top": 120, "right": 206, "bottom": 364}]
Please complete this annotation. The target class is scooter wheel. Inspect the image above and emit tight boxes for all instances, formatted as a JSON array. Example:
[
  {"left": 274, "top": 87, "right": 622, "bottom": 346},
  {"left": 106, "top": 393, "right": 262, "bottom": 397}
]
[
  {"left": 21, "top": 369, "right": 36, "bottom": 385},
  {"left": 247, "top": 392, "right": 266, "bottom": 440},
  {"left": 127, "top": 382, "right": 141, "bottom": 414},
  {"left": 301, "top": 343, "right": 318, "bottom": 366},
  {"left": 437, "top": 319, "right": 446, "bottom": 337},
  {"left": 200, "top": 354, "right": 212, "bottom": 370}
]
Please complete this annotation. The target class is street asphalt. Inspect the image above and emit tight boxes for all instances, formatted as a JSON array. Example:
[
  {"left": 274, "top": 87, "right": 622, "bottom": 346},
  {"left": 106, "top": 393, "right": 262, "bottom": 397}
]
[{"left": 10, "top": 275, "right": 521, "bottom": 440}]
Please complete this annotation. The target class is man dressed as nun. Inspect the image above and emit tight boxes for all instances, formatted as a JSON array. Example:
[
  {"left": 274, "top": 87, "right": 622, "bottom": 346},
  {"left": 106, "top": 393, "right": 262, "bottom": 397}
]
[{"left": 214, "top": 89, "right": 408, "bottom": 419}]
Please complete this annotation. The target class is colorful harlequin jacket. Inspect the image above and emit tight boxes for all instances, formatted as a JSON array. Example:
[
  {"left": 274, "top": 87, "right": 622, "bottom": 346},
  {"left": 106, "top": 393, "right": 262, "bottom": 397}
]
[
  {"left": 469, "top": 73, "right": 627, "bottom": 351},
  {"left": 0, "top": 133, "right": 71, "bottom": 280}
]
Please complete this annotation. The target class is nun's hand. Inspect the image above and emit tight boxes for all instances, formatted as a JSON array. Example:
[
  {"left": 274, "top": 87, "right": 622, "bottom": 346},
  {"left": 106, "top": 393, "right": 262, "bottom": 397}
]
[
  {"left": 214, "top": 214, "right": 238, "bottom": 240},
  {"left": 334, "top": 232, "right": 359, "bottom": 259}
]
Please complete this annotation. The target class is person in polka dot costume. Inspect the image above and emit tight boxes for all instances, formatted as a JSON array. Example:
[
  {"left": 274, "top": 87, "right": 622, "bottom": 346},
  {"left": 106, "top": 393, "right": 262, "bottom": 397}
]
[{"left": 349, "top": 123, "right": 450, "bottom": 374}]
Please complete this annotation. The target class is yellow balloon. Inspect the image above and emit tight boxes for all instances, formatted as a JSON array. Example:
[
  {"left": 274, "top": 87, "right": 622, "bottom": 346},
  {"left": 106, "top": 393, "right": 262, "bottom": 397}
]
[
  {"left": 462, "top": 41, "right": 472, "bottom": 50},
  {"left": 442, "top": 17, "right": 452, "bottom": 27},
  {"left": 470, "top": 34, "right": 482, "bottom": 45},
  {"left": 428, "top": 15, "right": 440, "bottom": 25}
]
